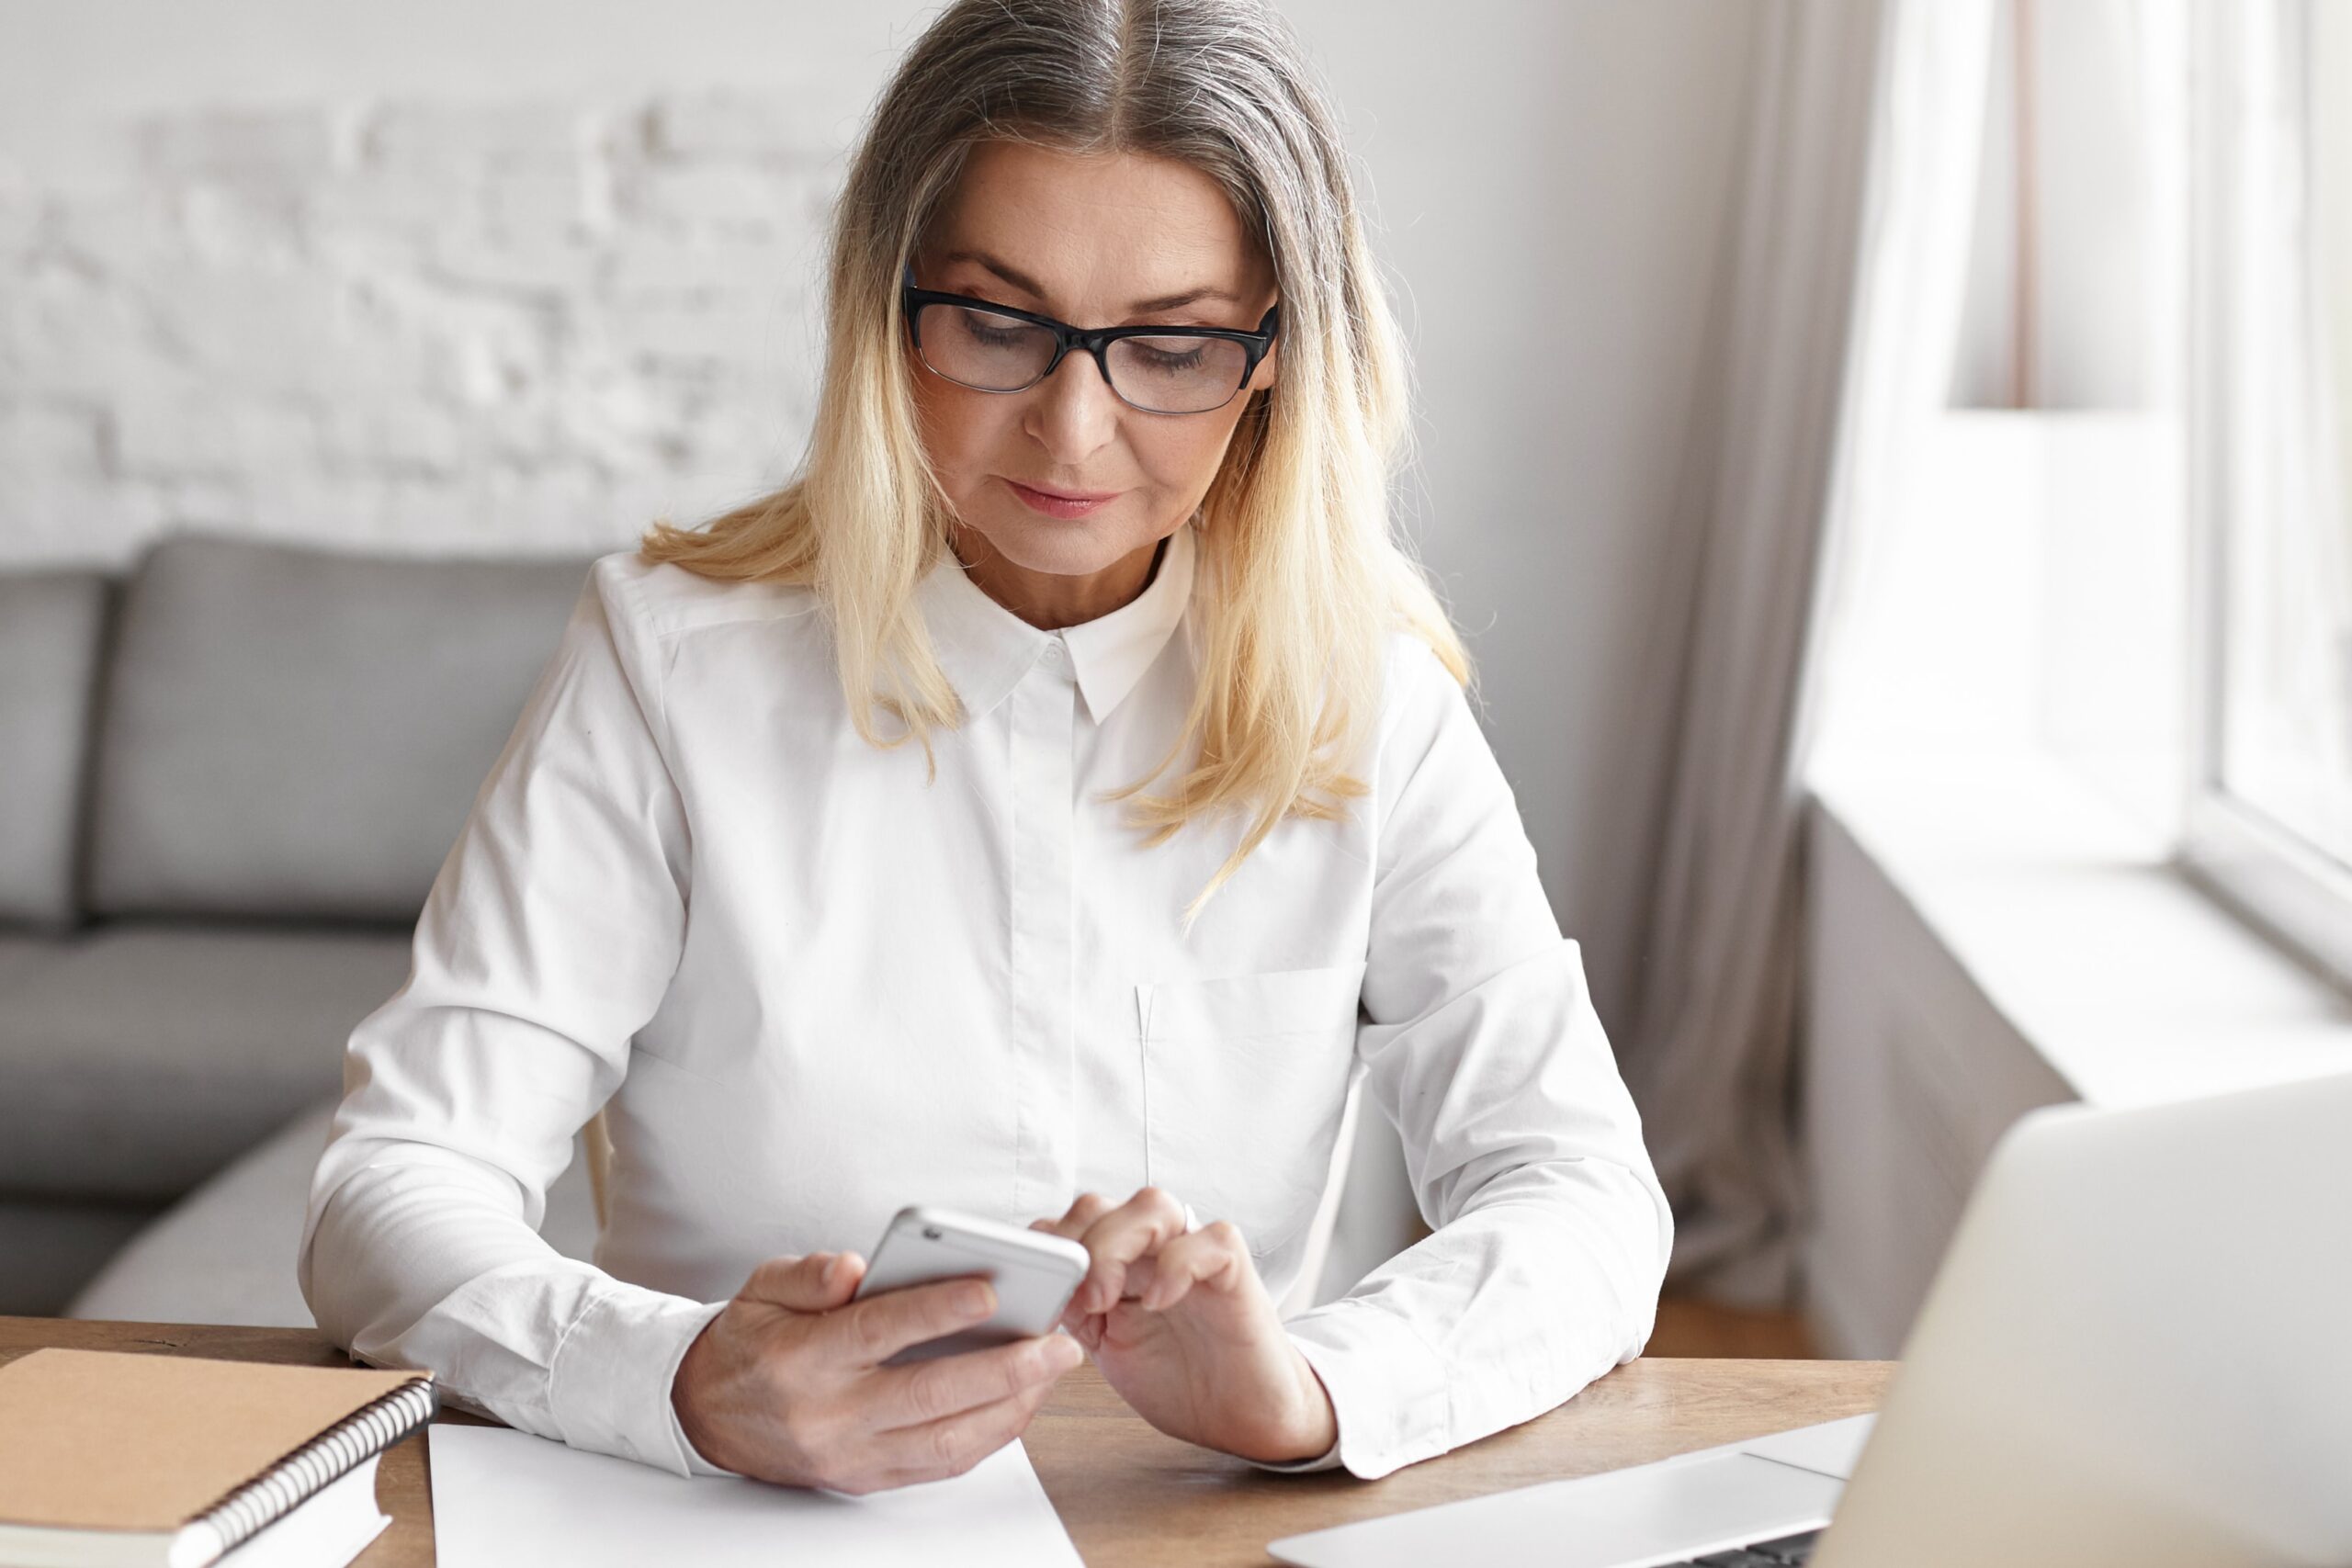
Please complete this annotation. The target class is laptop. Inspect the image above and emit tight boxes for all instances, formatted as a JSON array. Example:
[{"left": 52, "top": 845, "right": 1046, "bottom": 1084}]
[{"left": 1269, "top": 1067, "right": 2352, "bottom": 1568}]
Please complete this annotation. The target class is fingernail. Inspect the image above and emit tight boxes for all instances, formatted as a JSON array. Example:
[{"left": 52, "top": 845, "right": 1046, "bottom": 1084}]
[
  {"left": 819, "top": 1253, "right": 840, "bottom": 1285},
  {"left": 958, "top": 1282, "right": 992, "bottom": 1316},
  {"left": 1050, "top": 1336, "right": 1083, "bottom": 1370}
]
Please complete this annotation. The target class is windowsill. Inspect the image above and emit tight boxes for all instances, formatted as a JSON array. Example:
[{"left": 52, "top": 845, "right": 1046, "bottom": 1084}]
[{"left": 1805, "top": 745, "right": 2352, "bottom": 1107}]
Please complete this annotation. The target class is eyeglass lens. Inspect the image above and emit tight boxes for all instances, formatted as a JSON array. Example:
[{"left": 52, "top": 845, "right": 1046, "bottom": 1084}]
[{"left": 915, "top": 301, "right": 1252, "bottom": 413}]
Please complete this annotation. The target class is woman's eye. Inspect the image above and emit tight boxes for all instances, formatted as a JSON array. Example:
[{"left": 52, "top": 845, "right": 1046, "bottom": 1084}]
[{"left": 1136, "top": 344, "right": 1208, "bottom": 369}]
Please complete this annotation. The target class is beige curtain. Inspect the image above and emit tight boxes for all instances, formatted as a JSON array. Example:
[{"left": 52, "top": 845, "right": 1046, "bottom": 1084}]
[{"left": 1613, "top": 0, "right": 1996, "bottom": 1307}]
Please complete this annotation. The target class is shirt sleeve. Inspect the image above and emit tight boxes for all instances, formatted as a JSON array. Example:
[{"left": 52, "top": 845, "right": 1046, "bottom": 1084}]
[
  {"left": 296, "top": 554, "right": 737, "bottom": 1480},
  {"left": 1275, "top": 634, "right": 1676, "bottom": 1481}
]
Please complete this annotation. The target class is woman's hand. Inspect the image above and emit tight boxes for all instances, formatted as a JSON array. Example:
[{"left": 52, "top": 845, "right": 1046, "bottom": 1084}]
[
  {"left": 1030, "top": 1189, "right": 1338, "bottom": 1464},
  {"left": 670, "top": 1250, "right": 1083, "bottom": 1493}
]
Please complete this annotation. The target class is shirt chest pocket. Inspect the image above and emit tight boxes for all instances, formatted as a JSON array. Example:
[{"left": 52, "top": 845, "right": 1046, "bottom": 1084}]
[{"left": 1136, "top": 960, "right": 1369, "bottom": 1264}]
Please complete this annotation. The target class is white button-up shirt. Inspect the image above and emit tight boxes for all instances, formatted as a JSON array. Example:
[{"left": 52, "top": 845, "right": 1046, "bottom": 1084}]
[{"left": 298, "top": 516, "right": 1672, "bottom": 1483}]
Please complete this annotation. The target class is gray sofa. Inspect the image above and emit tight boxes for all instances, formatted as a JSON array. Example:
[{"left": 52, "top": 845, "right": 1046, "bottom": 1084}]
[{"left": 1, "top": 530, "right": 605, "bottom": 1324}]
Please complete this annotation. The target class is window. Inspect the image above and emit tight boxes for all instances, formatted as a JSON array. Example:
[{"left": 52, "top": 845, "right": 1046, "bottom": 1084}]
[
  {"left": 1809, "top": 0, "right": 2191, "bottom": 845},
  {"left": 1805, "top": 0, "right": 2352, "bottom": 1006}
]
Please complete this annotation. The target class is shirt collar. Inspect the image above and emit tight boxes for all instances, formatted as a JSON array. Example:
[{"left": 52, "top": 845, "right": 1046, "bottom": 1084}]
[{"left": 913, "top": 517, "right": 1198, "bottom": 726}]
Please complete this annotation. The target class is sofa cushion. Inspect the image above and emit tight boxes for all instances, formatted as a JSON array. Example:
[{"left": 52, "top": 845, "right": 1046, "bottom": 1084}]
[
  {"left": 86, "top": 531, "right": 599, "bottom": 921},
  {"left": 64, "top": 1097, "right": 600, "bottom": 1328},
  {"left": 0, "top": 570, "right": 111, "bottom": 931},
  {"left": 0, "top": 922, "right": 413, "bottom": 1201}
]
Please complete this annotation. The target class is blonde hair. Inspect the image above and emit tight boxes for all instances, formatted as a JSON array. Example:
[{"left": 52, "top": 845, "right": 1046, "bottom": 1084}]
[{"left": 639, "top": 0, "right": 1471, "bottom": 927}]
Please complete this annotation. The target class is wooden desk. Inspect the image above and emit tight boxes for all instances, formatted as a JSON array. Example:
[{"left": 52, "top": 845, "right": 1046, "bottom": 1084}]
[{"left": 0, "top": 1317, "right": 1893, "bottom": 1567}]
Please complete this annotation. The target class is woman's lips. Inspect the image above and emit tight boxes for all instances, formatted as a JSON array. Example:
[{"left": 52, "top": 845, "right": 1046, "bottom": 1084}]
[{"left": 1006, "top": 479, "right": 1120, "bottom": 518}]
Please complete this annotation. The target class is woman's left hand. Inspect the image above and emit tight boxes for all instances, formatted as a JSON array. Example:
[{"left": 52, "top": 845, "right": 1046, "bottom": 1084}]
[{"left": 1029, "top": 1188, "right": 1338, "bottom": 1464}]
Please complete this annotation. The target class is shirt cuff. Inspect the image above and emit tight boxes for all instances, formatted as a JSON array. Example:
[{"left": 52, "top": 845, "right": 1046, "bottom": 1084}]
[
  {"left": 1246, "top": 1435, "right": 1345, "bottom": 1473},
  {"left": 666, "top": 1330, "right": 743, "bottom": 1481},
  {"left": 1239, "top": 1341, "right": 1346, "bottom": 1474},
  {"left": 1280, "top": 1308, "right": 1453, "bottom": 1480},
  {"left": 546, "top": 1284, "right": 734, "bottom": 1478}
]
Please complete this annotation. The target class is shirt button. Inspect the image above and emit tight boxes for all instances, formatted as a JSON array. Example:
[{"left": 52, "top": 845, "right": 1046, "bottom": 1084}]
[{"left": 1042, "top": 641, "right": 1066, "bottom": 666}]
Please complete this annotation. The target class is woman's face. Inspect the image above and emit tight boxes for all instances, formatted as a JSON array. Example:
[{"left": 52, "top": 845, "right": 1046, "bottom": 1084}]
[{"left": 907, "top": 140, "right": 1280, "bottom": 629}]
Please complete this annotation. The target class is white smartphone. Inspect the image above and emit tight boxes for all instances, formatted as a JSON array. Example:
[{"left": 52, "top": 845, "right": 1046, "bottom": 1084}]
[{"left": 852, "top": 1205, "right": 1092, "bottom": 1365}]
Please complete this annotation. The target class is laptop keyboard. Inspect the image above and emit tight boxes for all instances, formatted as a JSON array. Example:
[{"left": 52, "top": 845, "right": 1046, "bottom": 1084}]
[{"left": 1655, "top": 1529, "right": 1823, "bottom": 1566}]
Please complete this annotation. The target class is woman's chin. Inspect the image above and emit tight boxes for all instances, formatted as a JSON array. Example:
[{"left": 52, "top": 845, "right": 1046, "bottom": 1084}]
[{"left": 971, "top": 514, "right": 1139, "bottom": 572}]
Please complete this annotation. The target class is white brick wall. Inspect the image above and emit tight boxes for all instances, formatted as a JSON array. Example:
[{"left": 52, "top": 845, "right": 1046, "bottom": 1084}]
[{"left": 0, "top": 90, "right": 851, "bottom": 567}]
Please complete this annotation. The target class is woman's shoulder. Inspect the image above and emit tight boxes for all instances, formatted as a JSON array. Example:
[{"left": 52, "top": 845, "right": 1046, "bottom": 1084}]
[
  {"left": 1365, "top": 624, "right": 1483, "bottom": 782},
  {"left": 583, "top": 547, "right": 823, "bottom": 649},
  {"left": 1379, "top": 626, "right": 1453, "bottom": 684},
  {"left": 1376, "top": 626, "right": 1464, "bottom": 719}
]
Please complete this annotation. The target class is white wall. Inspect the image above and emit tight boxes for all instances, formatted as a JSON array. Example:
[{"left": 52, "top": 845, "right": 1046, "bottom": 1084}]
[
  {"left": 1299, "top": 3, "right": 1758, "bottom": 1040},
  {"left": 0, "top": 0, "right": 1758, "bottom": 1286}
]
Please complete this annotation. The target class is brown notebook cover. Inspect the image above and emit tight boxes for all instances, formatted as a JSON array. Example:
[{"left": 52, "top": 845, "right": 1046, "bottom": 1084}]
[{"left": 0, "top": 1348, "right": 434, "bottom": 1539}]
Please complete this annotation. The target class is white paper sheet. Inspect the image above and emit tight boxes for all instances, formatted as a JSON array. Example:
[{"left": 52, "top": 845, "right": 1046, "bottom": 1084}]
[{"left": 429, "top": 1426, "right": 1084, "bottom": 1568}]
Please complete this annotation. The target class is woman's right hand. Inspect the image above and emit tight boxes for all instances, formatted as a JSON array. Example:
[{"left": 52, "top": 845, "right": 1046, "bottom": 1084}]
[{"left": 670, "top": 1250, "right": 1083, "bottom": 1493}]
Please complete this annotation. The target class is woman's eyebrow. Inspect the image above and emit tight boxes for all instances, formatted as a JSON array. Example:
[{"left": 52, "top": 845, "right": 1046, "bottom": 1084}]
[{"left": 941, "top": 247, "right": 1241, "bottom": 314}]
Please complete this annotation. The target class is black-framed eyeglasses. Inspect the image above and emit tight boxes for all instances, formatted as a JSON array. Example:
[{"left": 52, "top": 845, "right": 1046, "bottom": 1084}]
[{"left": 900, "top": 261, "right": 1280, "bottom": 415}]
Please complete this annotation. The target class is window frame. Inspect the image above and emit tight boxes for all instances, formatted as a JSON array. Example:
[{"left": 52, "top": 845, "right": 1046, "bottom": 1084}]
[{"left": 2175, "top": 0, "right": 2352, "bottom": 996}]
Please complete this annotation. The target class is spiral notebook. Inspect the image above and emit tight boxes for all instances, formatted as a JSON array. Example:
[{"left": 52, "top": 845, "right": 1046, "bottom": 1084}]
[{"left": 0, "top": 1348, "right": 435, "bottom": 1568}]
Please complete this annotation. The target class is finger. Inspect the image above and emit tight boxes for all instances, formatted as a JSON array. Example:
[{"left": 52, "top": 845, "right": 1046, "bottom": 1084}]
[
  {"left": 1055, "top": 1299, "right": 1108, "bottom": 1351},
  {"left": 1030, "top": 1190, "right": 1116, "bottom": 1243},
  {"left": 866, "top": 1332, "right": 1083, "bottom": 1430},
  {"left": 867, "top": 1372, "right": 1061, "bottom": 1489},
  {"left": 1073, "top": 1187, "right": 1191, "bottom": 1314},
  {"left": 828, "top": 1275, "right": 998, "bottom": 1366},
  {"left": 1136, "top": 1222, "right": 1250, "bottom": 1310},
  {"left": 739, "top": 1251, "right": 863, "bottom": 1313}
]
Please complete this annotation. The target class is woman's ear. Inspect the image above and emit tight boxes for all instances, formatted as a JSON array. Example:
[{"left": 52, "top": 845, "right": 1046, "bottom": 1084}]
[{"left": 1251, "top": 336, "right": 1279, "bottom": 391}]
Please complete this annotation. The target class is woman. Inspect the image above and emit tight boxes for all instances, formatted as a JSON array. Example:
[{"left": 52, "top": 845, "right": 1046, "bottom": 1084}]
[{"left": 299, "top": 0, "right": 1670, "bottom": 1493}]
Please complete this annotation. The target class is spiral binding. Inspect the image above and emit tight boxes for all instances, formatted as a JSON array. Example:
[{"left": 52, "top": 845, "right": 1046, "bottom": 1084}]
[{"left": 181, "top": 1377, "right": 437, "bottom": 1564}]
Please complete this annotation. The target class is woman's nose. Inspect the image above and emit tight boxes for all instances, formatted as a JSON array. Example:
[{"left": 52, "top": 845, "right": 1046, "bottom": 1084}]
[{"left": 1025, "top": 348, "right": 1123, "bottom": 457}]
